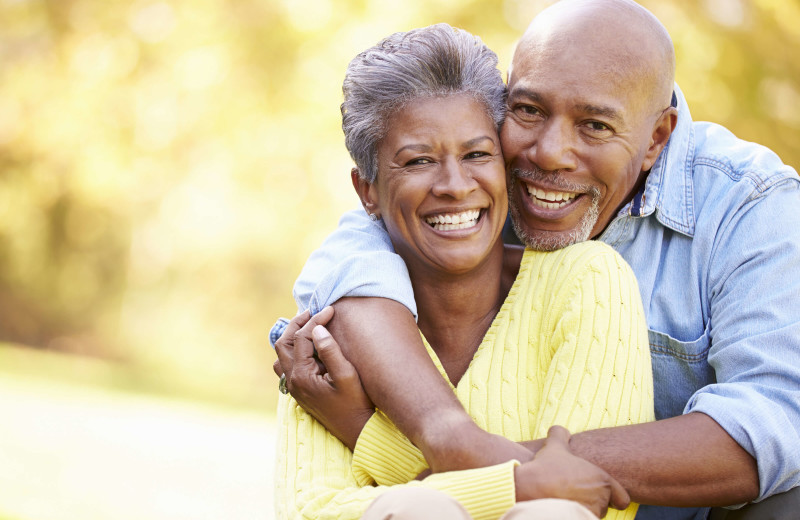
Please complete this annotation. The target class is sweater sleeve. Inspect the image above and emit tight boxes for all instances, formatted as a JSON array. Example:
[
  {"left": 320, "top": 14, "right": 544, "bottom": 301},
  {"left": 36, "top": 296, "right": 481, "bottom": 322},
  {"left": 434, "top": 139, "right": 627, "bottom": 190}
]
[
  {"left": 275, "top": 394, "right": 517, "bottom": 520},
  {"left": 351, "top": 410, "right": 429, "bottom": 486}
]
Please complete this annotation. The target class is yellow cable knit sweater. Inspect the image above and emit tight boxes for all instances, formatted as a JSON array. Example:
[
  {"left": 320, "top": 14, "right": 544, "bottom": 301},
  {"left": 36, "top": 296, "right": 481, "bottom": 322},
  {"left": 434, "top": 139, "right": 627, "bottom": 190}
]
[{"left": 275, "top": 242, "right": 655, "bottom": 520}]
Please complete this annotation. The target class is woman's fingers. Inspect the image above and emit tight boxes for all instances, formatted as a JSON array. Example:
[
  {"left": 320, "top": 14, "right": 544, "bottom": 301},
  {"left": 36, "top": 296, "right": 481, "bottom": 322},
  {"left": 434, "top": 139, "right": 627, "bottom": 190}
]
[
  {"left": 607, "top": 474, "right": 631, "bottom": 512},
  {"left": 544, "top": 425, "right": 571, "bottom": 448},
  {"left": 287, "top": 307, "right": 338, "bottom": 396},
  {"left": 275, "top": 307, "right": 335, "bottom": 386},
  {"left": 312, "top": 325, "right": 358, "bottom": 385},
  {"left": 274, "top": 310, "right": 311, "bottom": 372},
  {"left": 295, "top": 306, "right": 336, "bottom": 360},
  {"left": 312, "top": 306, "right": 335, "bottom": 326}
]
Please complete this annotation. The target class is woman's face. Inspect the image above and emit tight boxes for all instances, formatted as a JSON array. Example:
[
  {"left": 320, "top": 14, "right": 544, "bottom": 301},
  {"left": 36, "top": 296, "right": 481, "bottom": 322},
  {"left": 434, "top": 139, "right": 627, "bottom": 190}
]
[{"left": 364, "top": 94, "right": 508, "bottom": 276}]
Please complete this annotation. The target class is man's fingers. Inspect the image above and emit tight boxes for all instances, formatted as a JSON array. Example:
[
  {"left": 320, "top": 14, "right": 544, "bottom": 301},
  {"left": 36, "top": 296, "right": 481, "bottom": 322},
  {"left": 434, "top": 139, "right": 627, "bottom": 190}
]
[
  {"left": 607, "top": 474, "right": 631, "bottom": 512},
  {"left": 273, "top": 359, "right": 283, "bottom": 377},
  {"left": 312, "top": 325, "right": 356, "bottom": 382}
]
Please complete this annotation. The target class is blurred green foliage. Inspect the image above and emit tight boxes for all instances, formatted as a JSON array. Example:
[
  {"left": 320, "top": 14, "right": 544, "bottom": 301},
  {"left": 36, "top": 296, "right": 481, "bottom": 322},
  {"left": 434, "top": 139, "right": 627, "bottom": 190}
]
[{"left": 0, "top": 0, "right": 797, "bottom": 408}]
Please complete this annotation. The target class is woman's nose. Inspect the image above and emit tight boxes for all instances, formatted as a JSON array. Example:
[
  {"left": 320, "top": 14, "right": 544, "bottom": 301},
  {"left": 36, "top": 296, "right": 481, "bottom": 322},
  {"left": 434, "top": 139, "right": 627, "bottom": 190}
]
[{"left": 431, "top": 158, "right": 476, "bottom": 198}]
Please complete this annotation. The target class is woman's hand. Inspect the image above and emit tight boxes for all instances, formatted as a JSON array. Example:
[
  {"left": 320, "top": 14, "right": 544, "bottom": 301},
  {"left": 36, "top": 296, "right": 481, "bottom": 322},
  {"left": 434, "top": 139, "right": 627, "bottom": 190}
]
[
  {"left": 273, "top": 307, "right": 375, "bottom": 451},
  {"left": 514, "top": 426, "right": 630, "bottom": 518}
]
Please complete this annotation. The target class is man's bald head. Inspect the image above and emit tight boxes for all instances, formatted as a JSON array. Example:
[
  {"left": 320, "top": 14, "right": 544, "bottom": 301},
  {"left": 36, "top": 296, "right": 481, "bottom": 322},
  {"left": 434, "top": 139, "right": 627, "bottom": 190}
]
[
  {"left": 501, "top": 0, "right": 679, "bottom": 250},
  {"left": 513, "top": 0, "right": 675, "bottom": 115}
]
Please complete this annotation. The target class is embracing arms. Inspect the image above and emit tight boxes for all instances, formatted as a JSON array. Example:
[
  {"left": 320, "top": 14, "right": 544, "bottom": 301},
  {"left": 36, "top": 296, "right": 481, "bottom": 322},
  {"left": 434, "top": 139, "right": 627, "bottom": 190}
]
[
  {"left": 274, "top": 305, "right": 630, "bottom": 519},
  {"left": 275, "top": 206, "right": 788, "bottom": 508}
]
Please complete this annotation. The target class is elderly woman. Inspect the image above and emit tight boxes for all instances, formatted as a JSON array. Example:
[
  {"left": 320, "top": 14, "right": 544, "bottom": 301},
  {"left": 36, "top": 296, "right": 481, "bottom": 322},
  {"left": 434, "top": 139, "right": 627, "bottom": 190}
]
[{"left": 274, "top": 24, "right": 654, "bottom": 520}]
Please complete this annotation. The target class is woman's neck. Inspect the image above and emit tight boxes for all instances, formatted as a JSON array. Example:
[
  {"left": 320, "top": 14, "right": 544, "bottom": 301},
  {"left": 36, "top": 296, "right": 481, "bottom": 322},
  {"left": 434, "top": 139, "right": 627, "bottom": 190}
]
[{"left": 409, "top": 242, "right": 524, "bottom": 386}]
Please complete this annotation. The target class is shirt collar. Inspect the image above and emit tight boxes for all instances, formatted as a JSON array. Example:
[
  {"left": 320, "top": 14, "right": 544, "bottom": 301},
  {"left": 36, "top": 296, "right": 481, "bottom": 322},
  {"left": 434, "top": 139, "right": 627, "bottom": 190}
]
[{"left": 640, "top": 83, "right": 697, "bottom": 237}]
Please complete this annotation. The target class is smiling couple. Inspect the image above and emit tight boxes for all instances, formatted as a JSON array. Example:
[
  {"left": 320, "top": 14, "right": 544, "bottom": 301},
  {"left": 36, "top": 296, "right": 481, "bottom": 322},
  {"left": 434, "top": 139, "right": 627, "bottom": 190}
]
[{"left": 272, "top": 1, "right": 800, "bottom": 519}]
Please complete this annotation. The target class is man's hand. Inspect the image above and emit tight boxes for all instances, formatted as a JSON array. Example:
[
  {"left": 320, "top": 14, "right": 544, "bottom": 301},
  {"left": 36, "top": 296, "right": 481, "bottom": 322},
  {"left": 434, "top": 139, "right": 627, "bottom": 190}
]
[
  {"left": 514, "top": 426, "right": 629, "bottom": 518},
  {"left": 273, "top": 307, "right": 375, "bottom": 451}
]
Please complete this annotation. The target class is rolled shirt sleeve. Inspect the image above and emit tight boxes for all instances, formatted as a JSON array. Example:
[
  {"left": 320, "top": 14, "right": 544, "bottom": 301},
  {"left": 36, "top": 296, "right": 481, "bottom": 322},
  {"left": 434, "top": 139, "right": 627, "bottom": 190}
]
[
  {"left": 269, "top": 208, "right": 417, "bottom": 348},
  {"left": 292, "top": 209, "right": 416, "bottom": 317}
]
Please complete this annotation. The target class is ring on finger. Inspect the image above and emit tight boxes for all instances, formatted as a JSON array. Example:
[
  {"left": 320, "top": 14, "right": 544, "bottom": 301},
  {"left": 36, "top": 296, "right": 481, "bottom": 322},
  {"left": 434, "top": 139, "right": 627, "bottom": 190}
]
[{"left": 279, "top": 373, "right": 288, "bottom": 395}]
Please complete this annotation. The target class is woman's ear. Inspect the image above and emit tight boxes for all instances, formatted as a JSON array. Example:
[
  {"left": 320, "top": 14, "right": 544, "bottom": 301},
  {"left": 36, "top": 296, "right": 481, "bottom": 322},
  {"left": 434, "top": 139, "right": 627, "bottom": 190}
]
[{"left": 350, "top": 168, "right": 381, "bottom": 219}]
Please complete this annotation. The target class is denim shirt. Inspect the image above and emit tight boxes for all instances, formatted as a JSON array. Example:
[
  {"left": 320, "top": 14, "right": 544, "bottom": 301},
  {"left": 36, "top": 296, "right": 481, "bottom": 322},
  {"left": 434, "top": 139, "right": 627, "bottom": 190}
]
[{"left": 270, "top": 86, "right": 800, "bottom": 520}]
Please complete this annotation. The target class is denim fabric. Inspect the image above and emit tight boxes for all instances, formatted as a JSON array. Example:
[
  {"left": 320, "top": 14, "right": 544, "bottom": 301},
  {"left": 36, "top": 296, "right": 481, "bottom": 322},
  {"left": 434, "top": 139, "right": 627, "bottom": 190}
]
[
  {"left": 270, "top": 86, "right": 800, "bottom": 519},
  {"left": 268, "top": 210, "right": 417, "bottom": 348}
]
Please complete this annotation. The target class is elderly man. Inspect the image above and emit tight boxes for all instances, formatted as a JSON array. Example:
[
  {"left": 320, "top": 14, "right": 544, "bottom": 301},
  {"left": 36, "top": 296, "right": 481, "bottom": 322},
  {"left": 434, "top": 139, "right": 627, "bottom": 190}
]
[{"left": 272, "top": 0, "right": 800, "bottom": 518}]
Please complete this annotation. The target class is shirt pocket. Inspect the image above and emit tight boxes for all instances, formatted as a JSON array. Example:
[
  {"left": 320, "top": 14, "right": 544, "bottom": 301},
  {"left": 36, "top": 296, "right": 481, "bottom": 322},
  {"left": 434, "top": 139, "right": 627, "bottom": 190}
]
[{"left": 647, "top": 321, "right": 715, "bottom": 420}]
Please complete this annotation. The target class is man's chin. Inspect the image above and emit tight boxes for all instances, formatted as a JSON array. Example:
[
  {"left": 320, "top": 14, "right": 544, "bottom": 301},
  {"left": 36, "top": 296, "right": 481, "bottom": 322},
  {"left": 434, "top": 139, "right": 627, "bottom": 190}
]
[
  {"left": 509, "top": 204, "right": 598, "bottom": 252},
  {"left": 512, "top": 223, "right": 586, "bottom": 251}
]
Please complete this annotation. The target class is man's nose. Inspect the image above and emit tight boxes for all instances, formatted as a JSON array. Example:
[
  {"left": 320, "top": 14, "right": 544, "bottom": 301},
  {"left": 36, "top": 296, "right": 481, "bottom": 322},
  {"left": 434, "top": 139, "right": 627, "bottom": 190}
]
[
  {"left": 432, "top": 158, "right": 477, "bottom": 199},
  {"left": 526, "top": 119, "right": 577, "bottom": 172}
]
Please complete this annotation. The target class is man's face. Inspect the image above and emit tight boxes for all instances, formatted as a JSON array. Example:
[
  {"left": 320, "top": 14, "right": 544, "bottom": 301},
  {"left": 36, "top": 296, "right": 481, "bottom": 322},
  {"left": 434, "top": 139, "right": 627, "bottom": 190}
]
[{"left": 500, "top": 39, "right": 661, "bottom": 251}]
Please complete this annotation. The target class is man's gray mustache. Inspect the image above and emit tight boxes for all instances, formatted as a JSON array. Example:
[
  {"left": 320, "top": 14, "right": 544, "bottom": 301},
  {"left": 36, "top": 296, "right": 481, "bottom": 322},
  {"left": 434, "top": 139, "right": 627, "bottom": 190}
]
[{"left": 510, "top": 167, "right": 601, "bottom": 198}]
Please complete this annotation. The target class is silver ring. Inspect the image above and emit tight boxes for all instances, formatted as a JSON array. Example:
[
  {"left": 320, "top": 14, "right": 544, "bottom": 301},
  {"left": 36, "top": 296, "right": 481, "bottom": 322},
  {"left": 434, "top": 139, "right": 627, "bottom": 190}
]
[{"left": 279, "top": 373, "right": 288, "bottom": 395}]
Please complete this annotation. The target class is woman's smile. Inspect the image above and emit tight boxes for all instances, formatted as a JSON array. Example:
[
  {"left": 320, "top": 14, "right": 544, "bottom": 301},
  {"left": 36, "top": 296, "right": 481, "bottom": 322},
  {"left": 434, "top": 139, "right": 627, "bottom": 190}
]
[{"left": 424, "top": 208, "right": 483, "bottom": 232}]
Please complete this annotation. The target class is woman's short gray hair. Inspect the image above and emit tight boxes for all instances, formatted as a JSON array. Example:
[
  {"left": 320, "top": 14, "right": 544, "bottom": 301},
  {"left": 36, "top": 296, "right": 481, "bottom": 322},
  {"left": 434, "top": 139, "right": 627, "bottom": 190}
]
[{"left": 341, "top": 23, "right": 506, "bottom": 183}]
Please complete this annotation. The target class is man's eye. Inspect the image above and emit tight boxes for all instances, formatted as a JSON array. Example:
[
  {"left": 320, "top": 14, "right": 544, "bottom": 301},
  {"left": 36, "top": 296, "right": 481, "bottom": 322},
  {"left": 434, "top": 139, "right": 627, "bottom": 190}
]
[
  {"left": 515, "top": 104, "right": 541, "bottom": 116},
  {"left": 586, "top": 121, "right": 611, "bottom": 132}
]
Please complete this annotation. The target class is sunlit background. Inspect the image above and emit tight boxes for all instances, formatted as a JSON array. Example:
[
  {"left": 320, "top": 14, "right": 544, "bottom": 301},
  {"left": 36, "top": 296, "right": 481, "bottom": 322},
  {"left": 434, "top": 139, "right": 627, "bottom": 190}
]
[{"left": 0, "top": 0, "right": 798, "bottom": 518}]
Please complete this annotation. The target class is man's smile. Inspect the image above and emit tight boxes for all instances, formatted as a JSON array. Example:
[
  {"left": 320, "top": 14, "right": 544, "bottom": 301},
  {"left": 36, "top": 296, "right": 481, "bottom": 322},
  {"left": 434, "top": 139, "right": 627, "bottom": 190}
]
[{"left": 525, "top": 185, "right": 580, "bottom": 210}]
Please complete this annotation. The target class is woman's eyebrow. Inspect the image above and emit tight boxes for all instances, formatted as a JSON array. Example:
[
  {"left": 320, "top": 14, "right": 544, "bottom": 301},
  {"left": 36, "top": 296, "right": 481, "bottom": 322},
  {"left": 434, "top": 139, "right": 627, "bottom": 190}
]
[
  {"left": 394, "top": 143, "right": 432, "bottom": 158},
  {"left": 463, "top": 136, "right": 495, "bottom": 148}
]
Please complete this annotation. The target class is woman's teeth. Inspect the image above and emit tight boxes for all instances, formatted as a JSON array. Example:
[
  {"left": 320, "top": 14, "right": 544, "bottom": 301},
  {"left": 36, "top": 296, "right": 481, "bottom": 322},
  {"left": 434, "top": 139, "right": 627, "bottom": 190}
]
[
  {"left": 426, "top": 209, "right": 481, "bottom": 231},
  {"left": 526, "top": 186, "right": 578, "bottom": 209}
]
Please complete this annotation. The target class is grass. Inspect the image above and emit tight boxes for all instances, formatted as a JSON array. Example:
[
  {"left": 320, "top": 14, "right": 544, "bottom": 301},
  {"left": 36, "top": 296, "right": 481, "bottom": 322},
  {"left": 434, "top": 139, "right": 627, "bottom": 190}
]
[
  {"left": 0, "top": 344, "right": 277, "bottom": 520},
  {"left": 0, "top": 342, "right": 278, "bottom": 414}
]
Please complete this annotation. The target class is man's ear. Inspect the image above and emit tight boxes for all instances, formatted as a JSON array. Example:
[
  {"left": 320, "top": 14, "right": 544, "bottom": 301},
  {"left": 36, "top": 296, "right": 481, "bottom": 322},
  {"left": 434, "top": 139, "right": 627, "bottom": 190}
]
[
  {"left": 641, "top": 106, "right": 678, "bottom": 172},
  {"left": 350, "top": 168, "right": 380, "bottom": 219}
]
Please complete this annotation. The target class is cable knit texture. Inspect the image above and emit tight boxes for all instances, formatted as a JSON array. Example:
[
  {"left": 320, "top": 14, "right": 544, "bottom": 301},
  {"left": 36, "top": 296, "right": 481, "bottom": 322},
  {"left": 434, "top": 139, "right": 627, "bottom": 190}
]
[{"left": 275, "top": 241, "right": 655, "bottom": 520}]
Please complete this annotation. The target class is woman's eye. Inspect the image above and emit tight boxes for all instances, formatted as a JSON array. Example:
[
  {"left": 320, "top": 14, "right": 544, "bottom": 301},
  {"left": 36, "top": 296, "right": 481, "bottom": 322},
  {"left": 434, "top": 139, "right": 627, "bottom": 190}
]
[
  {"left": 405, "top": 157, "right": 432, "bottom": 166},
  {"left": 465, "top": 151, "right": 489, "bottom": 160}
]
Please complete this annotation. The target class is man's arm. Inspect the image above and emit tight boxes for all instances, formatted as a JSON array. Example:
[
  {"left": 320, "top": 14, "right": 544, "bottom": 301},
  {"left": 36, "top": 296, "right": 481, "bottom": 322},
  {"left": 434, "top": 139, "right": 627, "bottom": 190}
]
[
  {"left": 560, "top": 413, "right": 759, "bottom": 507},
  {"left": 548, "top": 180, "right": 800, "bottom": 508}
]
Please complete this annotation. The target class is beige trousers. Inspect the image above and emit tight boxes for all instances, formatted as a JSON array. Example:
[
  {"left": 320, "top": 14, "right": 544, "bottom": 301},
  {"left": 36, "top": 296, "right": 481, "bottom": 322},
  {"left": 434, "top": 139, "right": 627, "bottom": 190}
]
[{"left": 362, "top": 487, "right": 598, "bottom": 519}]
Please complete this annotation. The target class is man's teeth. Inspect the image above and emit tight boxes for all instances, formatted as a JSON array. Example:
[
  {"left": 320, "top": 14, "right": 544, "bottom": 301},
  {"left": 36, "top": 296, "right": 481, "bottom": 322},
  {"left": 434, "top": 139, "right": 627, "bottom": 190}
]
[
  {"left": 425, "top": 209, "right": 481, "bottom": 231},
  {"left": 526, "top": 186, "right": 578, "bottom": 209}
]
